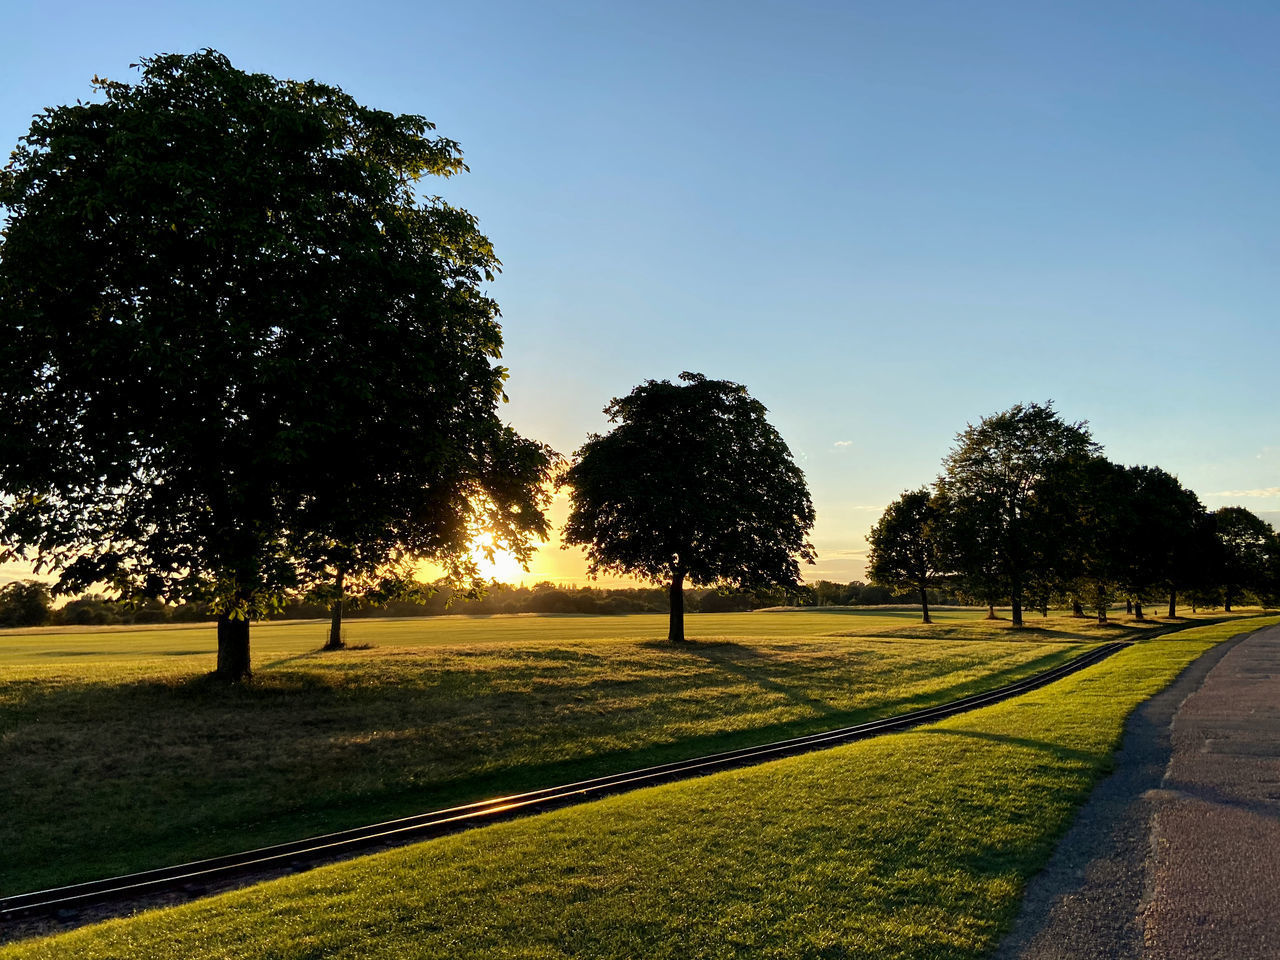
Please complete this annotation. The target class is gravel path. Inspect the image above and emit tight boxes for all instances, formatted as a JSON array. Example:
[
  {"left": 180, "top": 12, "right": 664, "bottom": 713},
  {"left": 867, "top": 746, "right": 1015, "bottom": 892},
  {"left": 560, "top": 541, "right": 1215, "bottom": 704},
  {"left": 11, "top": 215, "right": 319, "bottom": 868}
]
[{"left": 994, "top": 622, "right": 1280, "bottom": 960}]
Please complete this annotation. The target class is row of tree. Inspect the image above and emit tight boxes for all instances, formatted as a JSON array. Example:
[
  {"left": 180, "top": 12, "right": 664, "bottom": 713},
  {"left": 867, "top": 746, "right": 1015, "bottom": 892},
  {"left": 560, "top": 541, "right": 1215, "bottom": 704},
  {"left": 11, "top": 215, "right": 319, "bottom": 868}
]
[
  {"left": 5, "top": 53, "right": 1271, "bottom": 678},
  {"left": 0, "top": 576, "right": 974, "bottom": 629},
  {"left": 0, "top": 54, "right": 821, "bottom": 676},
  {"left": 866, "top": 403, "right": 1279, "bottom": 625}
]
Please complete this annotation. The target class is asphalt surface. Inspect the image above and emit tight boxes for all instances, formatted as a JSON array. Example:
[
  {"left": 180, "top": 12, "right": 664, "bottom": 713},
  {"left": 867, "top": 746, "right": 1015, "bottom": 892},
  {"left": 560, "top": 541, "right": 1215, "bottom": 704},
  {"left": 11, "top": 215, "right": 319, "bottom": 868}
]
[{"left": 994, "top": 622, "right": 1280, "bottom": 960}]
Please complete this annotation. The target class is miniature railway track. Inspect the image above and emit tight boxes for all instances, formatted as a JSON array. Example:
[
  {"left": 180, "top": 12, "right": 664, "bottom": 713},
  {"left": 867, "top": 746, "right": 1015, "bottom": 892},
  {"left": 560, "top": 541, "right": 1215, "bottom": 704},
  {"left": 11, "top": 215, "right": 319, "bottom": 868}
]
[{"left": 1, "top": 640, "right": 1125, "bottom": 925}]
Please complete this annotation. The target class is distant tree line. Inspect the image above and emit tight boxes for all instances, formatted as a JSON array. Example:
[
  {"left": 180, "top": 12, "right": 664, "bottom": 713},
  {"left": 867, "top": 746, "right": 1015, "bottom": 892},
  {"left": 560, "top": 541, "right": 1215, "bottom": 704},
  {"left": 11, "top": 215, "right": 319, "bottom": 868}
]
[
  {"left": 866, "top": 402, "right": 1280, "bottom": 625},
  {"left": 0, "top": 577, "right": 971, "bottom": 628}
]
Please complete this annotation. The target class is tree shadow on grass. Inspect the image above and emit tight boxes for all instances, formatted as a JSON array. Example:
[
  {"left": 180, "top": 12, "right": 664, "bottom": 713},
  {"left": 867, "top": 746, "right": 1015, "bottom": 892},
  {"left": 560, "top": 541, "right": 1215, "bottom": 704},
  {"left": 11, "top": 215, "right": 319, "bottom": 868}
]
[
  {"left": 0, "top": 637, "right": 1101, "bottom": 893},
  {"left": 913, "top": 727, "right": 1098, "bottom": 764},
  {"left": 640, "top": 640, "right": 846, "bottom": 717},
  {"left": 860, "top": 616, "right": 1233, "bottom": 644}
]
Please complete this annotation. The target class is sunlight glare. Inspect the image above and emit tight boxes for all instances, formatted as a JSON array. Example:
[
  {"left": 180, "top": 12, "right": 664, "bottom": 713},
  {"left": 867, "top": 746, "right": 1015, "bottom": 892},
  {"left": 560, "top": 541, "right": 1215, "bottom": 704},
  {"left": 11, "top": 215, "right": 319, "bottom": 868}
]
[{"left": 470, "top": 533, "right": 526, "bottom": 584}]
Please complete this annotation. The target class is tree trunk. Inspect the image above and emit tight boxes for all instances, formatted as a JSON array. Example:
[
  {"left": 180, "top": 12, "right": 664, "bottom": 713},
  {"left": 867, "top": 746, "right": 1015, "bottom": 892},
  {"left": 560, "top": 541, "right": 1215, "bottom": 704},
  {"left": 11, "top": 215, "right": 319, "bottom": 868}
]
[
  {"left": 1133, "top": 599, "right": 1144, "bottom": 621},
  {"left": 1040, "top": 600, "right": 1049, "bottom": 618},
  {"left": 325, "top": 568, "right": 346, "bottom": 651},
  {"left": 668, "top": 568, "right": 686, "bottom": 643},
  {"left": 216, "top": 614, "right": 251, "bottom": 681},
  {"left": 1125, "top": 598, "right": 1133, "bottom": 615},
  {"left": 918, "top": 582, "right": 932, "bottom": 624},
  {"left": 1008, "top": 570, "right": 1029, "bottom": 632},
  {"left": 986, "top": 603, "right": 997, "bottom": 620},
  {"left": 1071, "top": 599, "right": 1085, "bottom": 618},
  {"left": 1168, "top": 589, "right": 1177, "bottom": 619},
  {"left": 1224, "top": 586, "right": 1234, "bottom": 613}
]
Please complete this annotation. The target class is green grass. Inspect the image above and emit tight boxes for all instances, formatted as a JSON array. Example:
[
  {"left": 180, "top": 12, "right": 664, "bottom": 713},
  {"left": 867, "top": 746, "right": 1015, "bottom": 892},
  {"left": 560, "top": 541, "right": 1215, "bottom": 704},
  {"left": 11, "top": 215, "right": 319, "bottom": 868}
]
[
  {"left": 0, "top": 608, "right": 994, "bottom": 678},
  {"left": 0, "top": 610, "right": 1235, "bottom": 896},
  {"left": 7, "top": 615, "right": 1270, "bottom": 959},
  {"left": 0, "top": 610, "right": 1102, "bottom": 895}
]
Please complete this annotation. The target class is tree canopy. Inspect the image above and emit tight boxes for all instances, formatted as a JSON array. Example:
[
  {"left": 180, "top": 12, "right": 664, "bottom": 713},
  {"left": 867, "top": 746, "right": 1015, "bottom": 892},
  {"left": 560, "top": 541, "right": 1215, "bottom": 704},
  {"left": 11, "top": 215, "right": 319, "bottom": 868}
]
[
  {"left": 559, "top": 372, "right": 815, "bottom": 642},
  {"left": 0, "top": 580, "right": 53, "bottom": 628},
  {"left": 934, "top": 402, "right": 1099, "bottom": 627},
  {"left": 0, "top": 51, "right": 553, "bottom": 678},
  {"left": 1213, "top": 506, "right": 1274, "bottom": 611},
  {"left": 866, "top": 488, "right": 942, "bottom": 623}
]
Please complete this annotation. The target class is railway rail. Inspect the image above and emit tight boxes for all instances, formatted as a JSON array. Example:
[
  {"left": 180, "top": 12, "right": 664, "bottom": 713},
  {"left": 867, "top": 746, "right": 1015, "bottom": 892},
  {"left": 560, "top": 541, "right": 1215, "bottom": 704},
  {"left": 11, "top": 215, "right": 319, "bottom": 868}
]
[{"left": 1, "top": 640, "right": 1125, "bottom": 926}]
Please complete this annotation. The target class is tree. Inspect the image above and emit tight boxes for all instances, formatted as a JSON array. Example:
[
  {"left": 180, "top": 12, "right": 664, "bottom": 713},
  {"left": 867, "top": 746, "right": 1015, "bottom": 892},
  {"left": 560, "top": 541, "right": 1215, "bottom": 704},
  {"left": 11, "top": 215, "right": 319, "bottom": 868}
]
[
  {"left": 1061, "top": 457, "right": 1133, "bottom": 623},
  {"left": 1115, "top": 466, "right": 1205, "bottom": 619},
  {"left": 1213, "top": 506, "right": 1273, "bottom": 611},
  {"left": 866, "top": 488, "right": 943, "bottom": 623},
  {"left": 0, "top": 52, "right": 553, "bottom": 680},
  {"left": 1260, "top": 532, "right": 1280, "bottom": 609},
  {"left": 935, "top": 402, "right": 1099, "bottom": 627},
  {"left": 1167, "top": 511, "right": 1220, "bottom": 618},
  {"left": 0, "top": 580, "right": 52, "bottom": 627},
  {"left": 559, "top": 373, "right": 815, "bottom": 642}
]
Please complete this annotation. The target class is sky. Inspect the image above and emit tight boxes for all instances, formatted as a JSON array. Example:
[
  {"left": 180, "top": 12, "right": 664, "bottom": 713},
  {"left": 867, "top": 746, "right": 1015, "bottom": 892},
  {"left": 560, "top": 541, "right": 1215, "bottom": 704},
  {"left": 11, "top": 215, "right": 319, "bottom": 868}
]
[{"left": 2, "top": 0, "right": 1278, "bottom": 588}]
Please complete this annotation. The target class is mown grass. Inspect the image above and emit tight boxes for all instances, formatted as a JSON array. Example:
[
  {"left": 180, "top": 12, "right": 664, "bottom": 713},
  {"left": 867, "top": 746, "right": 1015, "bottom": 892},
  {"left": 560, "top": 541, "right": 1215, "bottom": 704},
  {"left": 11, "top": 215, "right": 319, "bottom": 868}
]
[
  {"left": 7, "top": 616, "right": 1270, "bottom": 959},
  {"left": 0, "top": 610, "right": 1231, "bottom": 896},
  {"left": 0, "top": 609, "right": 994, "bottom": 679}
]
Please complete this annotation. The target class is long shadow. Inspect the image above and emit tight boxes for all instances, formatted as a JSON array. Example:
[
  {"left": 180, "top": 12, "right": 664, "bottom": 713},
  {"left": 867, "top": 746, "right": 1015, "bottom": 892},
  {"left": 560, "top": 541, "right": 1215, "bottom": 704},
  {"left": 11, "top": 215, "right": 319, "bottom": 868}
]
[
  {"left": 258, "top": 649, "right": 327, "bottom": 671},
  {"left": 653, "top": 640, "right": 843, "bottom": 716},
  {"left": 860, "top": 614, "right": 1241, "bottom": 645},
  {"left": 911, "top": 727, "right": 1099, "bottom": 764},
  {"left": 239, "top": 645, "right": 1094, "bottom": 835},
  {"left": 1155, "top": 779, "right": 1280, "bottom": 822},
  {"left": 0, "top": 641, "right": 1092, "bottom": 893}
]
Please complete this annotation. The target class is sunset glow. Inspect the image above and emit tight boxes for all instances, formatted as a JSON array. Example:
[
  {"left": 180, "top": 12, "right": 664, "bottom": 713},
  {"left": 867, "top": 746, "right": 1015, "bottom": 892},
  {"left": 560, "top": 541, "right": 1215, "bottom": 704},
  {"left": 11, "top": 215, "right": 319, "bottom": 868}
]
[{"left": 469, "top": 533, "right": 527, "bottom": 584}]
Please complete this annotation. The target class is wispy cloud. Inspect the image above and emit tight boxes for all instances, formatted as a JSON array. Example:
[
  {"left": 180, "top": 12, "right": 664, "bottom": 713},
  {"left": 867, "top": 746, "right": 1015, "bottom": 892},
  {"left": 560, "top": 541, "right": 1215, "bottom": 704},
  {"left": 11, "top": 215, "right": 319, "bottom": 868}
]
[
  {"left": 1206, "top": 487, "right": 1280, "bottom": 498},
  {"left": 814, "top": 548, "right": 869, "bottom": 559},
  {"left": 833, "top": 440, "right": 852, "bottom": 448}
]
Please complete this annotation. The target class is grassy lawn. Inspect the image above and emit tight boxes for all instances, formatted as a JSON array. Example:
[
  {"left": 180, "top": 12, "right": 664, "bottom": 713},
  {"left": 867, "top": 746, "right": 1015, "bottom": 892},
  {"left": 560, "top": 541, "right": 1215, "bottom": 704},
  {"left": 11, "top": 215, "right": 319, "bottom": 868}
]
[
  {"left": 6, "top": 615, "right": 1270, "bottom": 959},
  {"left": 0, "top": 608, "right": 997, "bottom": 678},
  {"left": 0, "top": 609, "right": 1219, "bottom": 896}
]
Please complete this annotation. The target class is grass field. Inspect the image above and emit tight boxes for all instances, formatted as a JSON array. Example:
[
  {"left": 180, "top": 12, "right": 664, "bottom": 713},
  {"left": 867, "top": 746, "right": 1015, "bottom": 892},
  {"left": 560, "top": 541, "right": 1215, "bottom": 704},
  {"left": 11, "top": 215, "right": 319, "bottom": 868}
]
[
  {"left": 6, "top": 615, "right": 1271, "bottom": 959},
  {"left": 0, "top": 609, "right": 1225, "bottom": 896},
  {"left": 0, "top": 608, "right": 998, "bottom": 677}
]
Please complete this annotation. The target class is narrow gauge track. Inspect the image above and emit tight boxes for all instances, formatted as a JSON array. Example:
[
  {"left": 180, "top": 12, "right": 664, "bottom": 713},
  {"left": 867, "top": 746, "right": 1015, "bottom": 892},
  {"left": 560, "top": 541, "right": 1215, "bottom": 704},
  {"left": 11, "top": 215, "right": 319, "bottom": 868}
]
[{"left": 2, "top": 641, "right": 1124, "bottom": 925}]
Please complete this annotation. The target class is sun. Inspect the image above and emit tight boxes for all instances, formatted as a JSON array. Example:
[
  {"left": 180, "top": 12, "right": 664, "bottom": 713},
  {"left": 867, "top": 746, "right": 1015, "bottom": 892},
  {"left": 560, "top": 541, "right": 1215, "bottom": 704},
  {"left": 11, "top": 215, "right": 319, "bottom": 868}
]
[{"left": 469, "top": 533, "right": 527, "bottom": 584}]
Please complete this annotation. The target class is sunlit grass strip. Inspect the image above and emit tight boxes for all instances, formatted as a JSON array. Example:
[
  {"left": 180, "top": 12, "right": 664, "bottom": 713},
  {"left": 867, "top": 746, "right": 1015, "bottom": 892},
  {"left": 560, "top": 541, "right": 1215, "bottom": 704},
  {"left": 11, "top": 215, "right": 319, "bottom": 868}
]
[
  {"left": 7, "top": 618, "right": 1269, "bottom": 960},
  {"left": 1, "top": 619, "right": 1100, "bottom": 894}
]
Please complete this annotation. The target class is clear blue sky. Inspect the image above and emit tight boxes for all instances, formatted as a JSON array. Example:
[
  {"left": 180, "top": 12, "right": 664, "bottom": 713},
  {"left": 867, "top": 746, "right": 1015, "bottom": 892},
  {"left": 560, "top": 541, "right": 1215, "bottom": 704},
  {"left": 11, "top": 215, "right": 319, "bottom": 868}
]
[{"left": 3, "top": 1, "right": 1277, "bottom": 584}]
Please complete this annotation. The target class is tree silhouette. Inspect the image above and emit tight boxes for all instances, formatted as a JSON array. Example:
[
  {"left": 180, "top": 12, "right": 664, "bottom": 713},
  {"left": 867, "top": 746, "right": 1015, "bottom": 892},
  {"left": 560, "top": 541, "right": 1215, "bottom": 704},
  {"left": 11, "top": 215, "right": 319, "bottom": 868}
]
[
  {"left": 1213, "top": 506, "right": 1273, "bottom": 611},
  {"left": 0, "top": 52, "right": 553, "bottom": 679},
  {"left": 866, "top": 488, "right": 943, "bottom": 623},
  {"left": 935, "top": 402, "right": 1098, "bottom": 627},
  {"left": 1115, "top": 466, "right": 1205, "bottom": 619},
  {"left": 0, "top": 581, "right": 53, "bottom": 628},
  {"left": 559, "top": 373, "right": 815, "bottom": 642}
]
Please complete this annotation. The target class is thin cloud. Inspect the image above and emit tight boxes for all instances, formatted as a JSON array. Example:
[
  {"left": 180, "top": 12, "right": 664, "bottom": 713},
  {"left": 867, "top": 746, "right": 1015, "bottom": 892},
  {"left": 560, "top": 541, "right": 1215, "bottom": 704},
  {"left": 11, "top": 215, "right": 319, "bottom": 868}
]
[
  {"left": 1206, "top": 487, "right": 1280, "bottom": 498},
  {"left": 833, "top": 440, "right": 853, "bottom": 448}
]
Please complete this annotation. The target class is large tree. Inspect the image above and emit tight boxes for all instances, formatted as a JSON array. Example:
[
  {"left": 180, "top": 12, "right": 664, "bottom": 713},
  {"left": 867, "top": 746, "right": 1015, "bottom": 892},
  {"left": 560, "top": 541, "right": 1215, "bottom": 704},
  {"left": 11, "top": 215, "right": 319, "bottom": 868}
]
[
  {"left": 934, "top": 402, "right": 1098, "bottom": 627},
  {"left": 0, "top": 52, "right": 553, "bottom": 679},
  {"left": 866, "top": 488, "right": 943, "bottom": 623},
  {"left": 559, "top": 373, "right": 815, "bottom": 642},
  {"left": 1061, "top": 457, "right": 1134, "bottom": 623},
  {"left": 1213, "top": 506, "right": 1273, "bottom": 611},
  {"left": 1116, "top": 466, "right": 1205, "bottom": 619}
]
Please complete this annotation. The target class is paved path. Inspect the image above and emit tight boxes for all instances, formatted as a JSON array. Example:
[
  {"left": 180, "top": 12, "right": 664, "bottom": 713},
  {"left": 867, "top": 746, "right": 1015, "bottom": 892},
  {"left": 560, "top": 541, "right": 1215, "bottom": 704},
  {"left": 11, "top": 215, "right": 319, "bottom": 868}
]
[{"left": 995, "top": 622, "right": 1280, "bottom": 960}]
